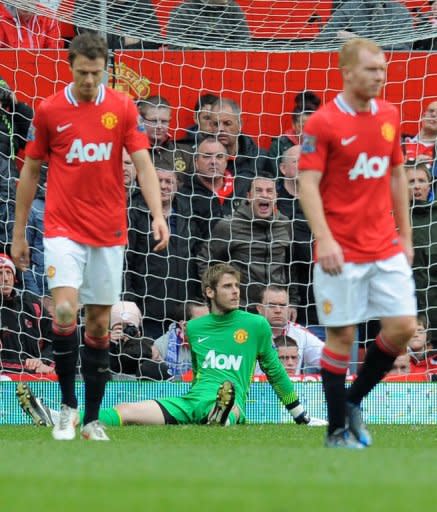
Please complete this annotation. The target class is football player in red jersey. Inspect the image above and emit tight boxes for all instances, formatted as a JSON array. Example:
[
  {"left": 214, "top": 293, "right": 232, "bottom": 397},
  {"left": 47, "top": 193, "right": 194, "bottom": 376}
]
[
  {"left": 298, "top": 38, "right": 417, "bottom": 448},
  {"left": 11, "top": 32, "right": 169, "bottom": 442}
]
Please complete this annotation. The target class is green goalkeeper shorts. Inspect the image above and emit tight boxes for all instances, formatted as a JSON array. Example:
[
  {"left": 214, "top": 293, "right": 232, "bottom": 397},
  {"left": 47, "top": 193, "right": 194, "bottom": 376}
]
[{"left": 157, "top": 388, "right": 243, "bottom": 425}]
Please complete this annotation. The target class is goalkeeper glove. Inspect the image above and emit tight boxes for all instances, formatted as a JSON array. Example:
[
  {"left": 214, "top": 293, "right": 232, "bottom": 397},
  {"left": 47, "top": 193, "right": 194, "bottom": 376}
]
[{"left": 286, "top": 400, "right": 311, "bottom": 425}]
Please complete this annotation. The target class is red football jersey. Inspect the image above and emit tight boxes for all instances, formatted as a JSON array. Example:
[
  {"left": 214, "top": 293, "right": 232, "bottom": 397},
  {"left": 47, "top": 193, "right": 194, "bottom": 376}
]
[
  {"left": 299, "top": 94, "right": 404, "bottom": 263},
  {"left": 26, "top": 84, "right": 149, "bottom": 246}
]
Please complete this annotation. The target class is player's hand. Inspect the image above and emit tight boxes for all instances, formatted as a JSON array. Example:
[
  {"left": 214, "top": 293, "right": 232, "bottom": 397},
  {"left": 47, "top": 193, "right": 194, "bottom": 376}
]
[
  {"left": 400, "top": 235, "right": 414, "bottom": 266},
  {"left": 293, "top": 410, "right": 311, "bottom": 425},
  {"left": 152, "top": 216, "right": 170, "bottom": 252},
  {"left": 317, "top": 237, "right": 344, "bottom": 276},
  {"left": 11, "top": 236, "right": 30, "bottom": 271}
]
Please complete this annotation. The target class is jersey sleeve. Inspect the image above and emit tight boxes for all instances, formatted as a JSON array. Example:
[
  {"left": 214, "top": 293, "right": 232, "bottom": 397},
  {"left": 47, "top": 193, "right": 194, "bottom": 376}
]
[
  {"left": 391, "top": 109, "right": 404, "bottom": 168},
  {"left": 256, "top": 317, "right": 299, "bottom": 407},
  {"left": 25, "top": 101, "right": 49, "bottom": 160},
  {"left": 298, "top": 112, "right": 329, "bottom": 173},
  {"left": 123, "top": 98, "right": 150, "bottom": 154}
]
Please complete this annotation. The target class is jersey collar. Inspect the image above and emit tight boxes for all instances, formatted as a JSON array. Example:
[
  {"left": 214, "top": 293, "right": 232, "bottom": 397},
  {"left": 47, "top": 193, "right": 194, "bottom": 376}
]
[
  {"left": 64, "top": 83, "right": 106, "bottom": 107},
  {"left": 334, "top": 93, "right": 378, "bottom": 116}
]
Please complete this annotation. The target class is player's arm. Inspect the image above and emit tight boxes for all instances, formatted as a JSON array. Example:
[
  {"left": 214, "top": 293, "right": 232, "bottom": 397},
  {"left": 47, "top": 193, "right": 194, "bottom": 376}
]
[
  {"left": 391, "top": 163, "right": 413, "bottom": 265},
  {"left": 11, "top": 156, "right": 42, "bottom": 271},
  {"left": 131, "top": 149, "right": 169, "bottom": 252},
  {"left": 257, "top": 319, "right": 310, "bottom": 424},
  {"left": 298, "top": 170, "right": 344, "bottom": 275}
]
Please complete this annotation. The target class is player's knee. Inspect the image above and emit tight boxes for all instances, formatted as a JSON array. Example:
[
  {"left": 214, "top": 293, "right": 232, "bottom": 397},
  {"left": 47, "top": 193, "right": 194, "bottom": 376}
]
[
  {"left": 55, "top": 301, "right": 76, "bottom": 326},
  {"left": 384, "top": 317, "right": 417, "bottom": 346}
]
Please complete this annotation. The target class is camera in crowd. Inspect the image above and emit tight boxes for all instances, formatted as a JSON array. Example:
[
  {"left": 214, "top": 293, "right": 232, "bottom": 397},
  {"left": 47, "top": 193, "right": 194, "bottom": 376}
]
[{"left": 122, "top": 324, "right": 140, "bottom": 338}]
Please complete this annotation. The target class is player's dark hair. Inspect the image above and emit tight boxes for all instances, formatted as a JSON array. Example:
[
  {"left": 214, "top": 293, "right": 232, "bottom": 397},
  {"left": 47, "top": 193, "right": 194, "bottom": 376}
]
[
  {"left": 273, "top": 335, "right": 298, "bottom": 348},
  {"left": 68, "top": 32, "right": 108, "bottom": 66},
  {"left": 292, "top": 90, "right": 321, "bottom": 124},
  {"left": 201, "top": 263, "right": 240, "bottom": 307},
  {"left": 194, "top": 93, "right": 220, "bottom": 114}
]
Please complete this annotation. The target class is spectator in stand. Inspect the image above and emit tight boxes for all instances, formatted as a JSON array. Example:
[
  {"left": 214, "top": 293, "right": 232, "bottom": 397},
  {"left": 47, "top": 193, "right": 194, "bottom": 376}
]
[
  {"left": 408, "top": 161, "right": 437, "bottom": 348},
  {"left": 74, "top": 0, "right": 161, "bottom": 50},
  {"left": 137, "top": 95, "right": 192, "bottom": 176},
  {"left": 413, "top": 0, "right": 437, "bottom": 51},
  {"left": 178, "top": 93, "right": 219, "bottom": 145},
  {"left": 167, "top": 0, "right": 250, "bottom": 49},
  {"left": 124, "top": 157, "right": 193, "bottom": 339},
  {"left": 154, "top": 300, "right": 209, "bottom": 379},
  {"left": 316, "top": 0, "right": 414, "bottom": 50},
  {"left": 22, "top": 165, "right": 48, "bottom": 298},
  {"left": 0, "top": 253, "right": 54, "bottom": 374},
  {"left": 178, "top": 136, "right": 233, "bottom": 269},
  {"left": 0, "top": 2, "right": 63, "bottom": 49},
  {"left": 0, "top": 76, "right": 33, "bottom": 252},
  {"left": 197, "top": 176, "right": 299, "bottom": 309},
  {"left": 274, "top": 335, "right": 300, "bottom": 376},
  {"left": 403, "top": 101, "right": 437, "bottom": 171},
  {"left": 275, "top": 144, "right": 323, "bottom": 336},
  {"left": 256, "top": 285, "right": 324, "bottom": 375},
  {"left": 210, "top": 97, "right": 268, "bottom": 201},
  {"left": 267, "top": 91, "right": 321, "bottom": 178},
  {"left": 407, "top": 314, "right": 437, "bottom": 377},
  {"left": 385, "top": 353, "right": 411, "bottom": 376},
  {"left": 109, "top": 301, "right": 171, "bottom": 380}
]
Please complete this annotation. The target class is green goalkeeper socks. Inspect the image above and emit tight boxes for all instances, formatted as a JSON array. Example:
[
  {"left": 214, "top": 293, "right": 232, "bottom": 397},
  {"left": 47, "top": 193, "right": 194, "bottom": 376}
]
[{"left": 79, "top": 407, "right": 122, "bottom": 426}]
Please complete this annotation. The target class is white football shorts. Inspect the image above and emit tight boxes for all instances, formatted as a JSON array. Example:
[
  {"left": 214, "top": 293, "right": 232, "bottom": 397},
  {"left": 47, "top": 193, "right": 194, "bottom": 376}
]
[
  {"left": 44, "top": 236, "right": 124, "bottom": 305},
  {"left": 314, "top": 252, "right": 417, "bottom": 327}
]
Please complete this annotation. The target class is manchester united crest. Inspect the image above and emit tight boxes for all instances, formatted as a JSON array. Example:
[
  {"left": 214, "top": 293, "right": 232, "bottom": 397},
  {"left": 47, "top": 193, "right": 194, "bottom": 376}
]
[
  {"left": 47, "top": 266, "right": 56, "bottom": 279},
  {"left": 101, "top": 112, "right": 118, "bottom": 130},
  {"left": 322, "top": 300, "right": 333, "bottom": 315},
  {"left": 234, "top": 329, "right": 248, "bottom": 344},
  {"left": 174, "top": 155, "right": 187, "bottom": 173},
  {"left": 381, "top": 122, "right": 395, "bottom": 142}
]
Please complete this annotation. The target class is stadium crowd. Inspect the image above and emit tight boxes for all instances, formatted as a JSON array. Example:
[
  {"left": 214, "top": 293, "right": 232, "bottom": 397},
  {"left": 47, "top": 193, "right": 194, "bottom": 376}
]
[{"left": 0, "top": 1, "right": 436, "bottom": 385}]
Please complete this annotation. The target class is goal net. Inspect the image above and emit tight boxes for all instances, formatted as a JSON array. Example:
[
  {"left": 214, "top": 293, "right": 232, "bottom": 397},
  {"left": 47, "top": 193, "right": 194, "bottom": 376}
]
[{"left": 0, "top": 1, "right": 436, "bottom": 423}]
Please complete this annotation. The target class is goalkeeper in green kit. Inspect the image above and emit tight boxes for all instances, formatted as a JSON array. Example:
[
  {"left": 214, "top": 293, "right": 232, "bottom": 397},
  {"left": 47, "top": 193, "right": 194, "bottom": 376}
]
[{"left": 17, "top": 263, "right": 324, "bottom": 433}]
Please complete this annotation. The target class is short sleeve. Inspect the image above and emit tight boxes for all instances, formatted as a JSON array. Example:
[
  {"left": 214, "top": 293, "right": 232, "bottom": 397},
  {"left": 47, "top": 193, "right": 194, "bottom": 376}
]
[
  {"left": 123, "top": 98, "right": 150, "bottom": 154},
  {"left": 25, "top": 102, "right": 49, "bottom": 160},
  {"left": 298, "top": 112, "right": 329, "bottom": 174}
]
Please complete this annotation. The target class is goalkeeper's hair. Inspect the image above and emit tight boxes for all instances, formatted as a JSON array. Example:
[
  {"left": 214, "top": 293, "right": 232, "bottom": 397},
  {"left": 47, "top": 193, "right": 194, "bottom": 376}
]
[
  {"left": 339, "top": 38, "right": 382, "bottom": 69},
  {"left": 69, "top": 32, "right": 108, "bottom": 67},
  {"left": 201, "top": 263, "right": 241, "bottom": 303}
]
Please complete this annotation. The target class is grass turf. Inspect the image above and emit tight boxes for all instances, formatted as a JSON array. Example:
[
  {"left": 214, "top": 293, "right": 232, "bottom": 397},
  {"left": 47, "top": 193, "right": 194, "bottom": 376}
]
[{"left": 0, "top": 425, "right": 436, "bottom": 512}]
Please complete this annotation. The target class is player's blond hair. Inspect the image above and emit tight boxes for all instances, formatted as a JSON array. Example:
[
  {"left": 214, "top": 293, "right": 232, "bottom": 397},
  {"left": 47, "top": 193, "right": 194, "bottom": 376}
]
[
  {"left": 201, "top": 263, "right": 240, "bottom": 303},
  {"left": 339, "top": 38, "right": 382, "bottom": 69}
]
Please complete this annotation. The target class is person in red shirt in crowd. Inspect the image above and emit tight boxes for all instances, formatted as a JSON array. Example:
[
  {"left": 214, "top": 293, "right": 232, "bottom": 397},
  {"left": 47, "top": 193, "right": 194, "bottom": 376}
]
[
  {"left": 299, "top": 38, "right": 417, "bottom": 448},
  {"left": 0, "top": 2, "right": 63, "bottom": 49},
  {"left": 403, "top": 100, "right": 437, "bottom": 164},
  {"left": 11, "top": 32, "right": 169, "bottom": 442},
  {"left": 407, "top": 314, "right": 437, "bottom": 378}
]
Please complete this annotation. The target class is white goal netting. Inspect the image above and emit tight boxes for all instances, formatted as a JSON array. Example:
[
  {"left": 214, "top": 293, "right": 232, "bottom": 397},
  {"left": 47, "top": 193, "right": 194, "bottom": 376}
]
[{"left": 0, "top": 0, "right": 436, "bottom": 387}]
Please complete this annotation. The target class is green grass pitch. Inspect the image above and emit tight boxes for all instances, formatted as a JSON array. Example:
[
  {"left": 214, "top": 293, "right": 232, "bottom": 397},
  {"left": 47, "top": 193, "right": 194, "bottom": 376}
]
[{"left": 1, "top": 425, "right": 436, "bottom": 512}]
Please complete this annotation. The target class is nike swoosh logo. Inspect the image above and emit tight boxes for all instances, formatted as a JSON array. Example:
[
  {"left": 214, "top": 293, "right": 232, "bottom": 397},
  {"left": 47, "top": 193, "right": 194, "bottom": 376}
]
[
  {"left": 341, "top": 135, "right": 357, "bottom": 146},
  {"left": 56, "top": 123, "right": 72, "bottom": 133},
  {"left": 198, "top": 336, "right": 209, "bottom": 343}
]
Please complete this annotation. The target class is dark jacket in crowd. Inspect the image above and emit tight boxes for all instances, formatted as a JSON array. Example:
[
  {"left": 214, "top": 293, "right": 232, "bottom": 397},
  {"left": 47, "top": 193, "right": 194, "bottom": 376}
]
[
  {"left": 411, "top": 199, "right": 437, "bottom": 348},
  {"left": 227, "top": 133, "right": 269, "bottom": 201},
  {"left": 197, "top": 201, "right": 300, "bottom": 308},
  {"left": 0, "top": 290, "right": 52, "bottom": 371},
  {"left": 276, "top": 181, "right": 319, "bottom": 326},
  {"left": 123, "top": 189, "right": 194, "bottom": 323}
]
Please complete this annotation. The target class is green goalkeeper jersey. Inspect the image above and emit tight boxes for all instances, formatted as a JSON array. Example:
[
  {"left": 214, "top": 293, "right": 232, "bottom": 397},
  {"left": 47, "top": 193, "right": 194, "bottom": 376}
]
[{"left": 185, "top": 309, "right": 298, "bottom": 414}]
